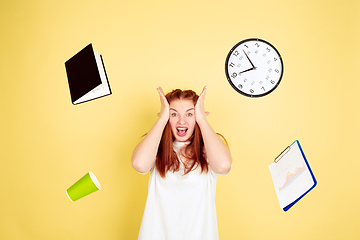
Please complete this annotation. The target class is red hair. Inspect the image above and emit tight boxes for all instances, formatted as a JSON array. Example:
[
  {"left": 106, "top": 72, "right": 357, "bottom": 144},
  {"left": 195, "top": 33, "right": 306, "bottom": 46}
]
[{"left": 156, "top": 89, "right": 208, "bottom": 178}]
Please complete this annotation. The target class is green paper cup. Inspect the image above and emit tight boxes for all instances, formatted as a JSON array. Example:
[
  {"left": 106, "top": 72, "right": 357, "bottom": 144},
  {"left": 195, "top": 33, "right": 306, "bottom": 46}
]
[{"left": 66, "top": 171, "right": 101, "bottom": 202}]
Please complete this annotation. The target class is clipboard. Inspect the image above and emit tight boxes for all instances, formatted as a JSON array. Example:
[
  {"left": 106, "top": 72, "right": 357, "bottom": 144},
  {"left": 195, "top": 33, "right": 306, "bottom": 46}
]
[{"left": 268, "top": 140, "right": 317, "bottom": 211}]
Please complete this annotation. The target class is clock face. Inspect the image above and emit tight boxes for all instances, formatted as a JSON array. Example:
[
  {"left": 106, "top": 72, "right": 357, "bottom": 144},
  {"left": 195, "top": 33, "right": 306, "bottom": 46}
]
[{"left": 225, "top": 38, "right": 284, "bottom": 97}]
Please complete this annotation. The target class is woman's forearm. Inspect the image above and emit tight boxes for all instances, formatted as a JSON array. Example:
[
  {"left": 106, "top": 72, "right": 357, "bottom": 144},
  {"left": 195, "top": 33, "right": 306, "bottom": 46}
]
[
  {"left": 197, "top": 118, "right": 232, "bottom": 174},
  {"left": 131, "top": 117, "right": 168, "bottom": 174}
]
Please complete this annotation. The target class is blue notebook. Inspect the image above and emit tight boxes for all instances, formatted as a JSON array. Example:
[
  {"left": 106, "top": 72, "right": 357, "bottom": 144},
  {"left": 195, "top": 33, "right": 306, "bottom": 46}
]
[{"left": 268, "top": 140, "right": 317, "bottom": 211}]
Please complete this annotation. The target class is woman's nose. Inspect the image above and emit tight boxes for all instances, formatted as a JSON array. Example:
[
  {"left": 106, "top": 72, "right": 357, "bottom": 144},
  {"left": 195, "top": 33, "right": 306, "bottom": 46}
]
[{"left": 178, "top": 115, "right": 186, "bottom": 124}]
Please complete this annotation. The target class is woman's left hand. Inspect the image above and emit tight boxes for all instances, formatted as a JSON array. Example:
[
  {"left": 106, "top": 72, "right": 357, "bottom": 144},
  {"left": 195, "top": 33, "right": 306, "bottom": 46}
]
[{"left": 195, "top": 86, "right": 210, "bottom": 123}]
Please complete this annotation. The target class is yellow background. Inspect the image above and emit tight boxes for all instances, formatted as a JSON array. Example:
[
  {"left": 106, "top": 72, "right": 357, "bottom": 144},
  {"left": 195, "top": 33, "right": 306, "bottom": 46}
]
[{"left": 1, "top": 0, "right": 359, "bottom": 239}]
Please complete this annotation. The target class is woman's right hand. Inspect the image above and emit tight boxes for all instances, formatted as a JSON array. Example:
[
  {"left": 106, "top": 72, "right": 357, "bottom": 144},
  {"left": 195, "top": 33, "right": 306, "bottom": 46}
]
[
  {"left": 157, "top": 87, "right": 170, "bottom": 122},
  {"left": 131, "top": 87, "right": 169, "bottom": 174}
]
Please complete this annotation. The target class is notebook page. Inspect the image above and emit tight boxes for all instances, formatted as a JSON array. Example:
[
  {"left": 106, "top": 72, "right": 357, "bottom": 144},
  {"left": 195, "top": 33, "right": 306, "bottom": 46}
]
[{"left": 74, "top": 51, "right": 110, "bottom": 104}]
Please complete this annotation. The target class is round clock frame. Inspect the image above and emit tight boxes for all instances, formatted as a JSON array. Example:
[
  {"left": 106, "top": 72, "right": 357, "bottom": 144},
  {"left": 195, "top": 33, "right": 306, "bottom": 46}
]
[{"left": 225, "top": 38, "right": 284, "bottom": 97}]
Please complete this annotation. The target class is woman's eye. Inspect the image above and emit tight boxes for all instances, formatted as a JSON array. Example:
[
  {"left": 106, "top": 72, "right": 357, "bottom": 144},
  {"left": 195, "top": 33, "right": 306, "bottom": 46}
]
[
  {"left": 171, "top": 113, "right": 177, "bottom": 117},
  {"left": 187, "top": 113, "right": 193, "bottom": 117}
]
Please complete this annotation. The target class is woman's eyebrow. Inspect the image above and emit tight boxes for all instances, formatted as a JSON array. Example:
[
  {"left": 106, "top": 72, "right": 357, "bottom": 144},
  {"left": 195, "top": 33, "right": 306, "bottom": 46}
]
[{"left": 169, "top": 108, "right": 194, "bottom": 112}]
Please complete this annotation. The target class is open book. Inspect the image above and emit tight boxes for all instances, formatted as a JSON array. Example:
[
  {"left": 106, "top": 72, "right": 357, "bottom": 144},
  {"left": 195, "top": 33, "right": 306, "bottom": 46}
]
[
  {"left": 65, "top": 43, "right": 111, "bottom": 105},
  {"left": 268, "top": 140, "right": 317, "bottom": 211}
]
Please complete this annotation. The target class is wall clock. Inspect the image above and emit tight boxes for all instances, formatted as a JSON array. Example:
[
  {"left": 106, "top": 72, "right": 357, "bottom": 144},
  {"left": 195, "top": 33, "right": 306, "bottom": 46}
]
[{"left": 225, "top": 38, "right": 284, "bottom": 97}]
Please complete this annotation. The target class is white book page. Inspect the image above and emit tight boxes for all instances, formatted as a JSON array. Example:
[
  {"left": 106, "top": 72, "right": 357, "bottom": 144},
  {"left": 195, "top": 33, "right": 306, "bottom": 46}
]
[
  {"left": 74, "top": 51, "right": 111, "bottom": 104},
  {"left": 269, "top": 142, "right": 314, "bottom": 209}
]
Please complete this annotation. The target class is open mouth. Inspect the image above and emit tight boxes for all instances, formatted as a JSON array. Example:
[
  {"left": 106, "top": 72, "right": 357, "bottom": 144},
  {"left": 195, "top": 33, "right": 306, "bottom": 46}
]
[{"left": 176, "top": 127, "right": 188, "bottom": 137}]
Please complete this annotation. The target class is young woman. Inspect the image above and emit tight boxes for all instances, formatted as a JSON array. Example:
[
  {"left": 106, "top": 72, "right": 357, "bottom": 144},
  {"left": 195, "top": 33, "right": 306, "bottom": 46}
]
[{"left": 131, "top": 86, "right": 232, "bottom": 240}]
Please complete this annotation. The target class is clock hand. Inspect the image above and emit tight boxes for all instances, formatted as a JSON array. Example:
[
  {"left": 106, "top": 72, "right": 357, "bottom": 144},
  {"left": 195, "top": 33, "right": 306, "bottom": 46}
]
[
  {"left": 239, "top": 67, "right": 255, "bottom": 74},
  {"left": 243, "top": 50, "right": 256, "bottom": 70}
]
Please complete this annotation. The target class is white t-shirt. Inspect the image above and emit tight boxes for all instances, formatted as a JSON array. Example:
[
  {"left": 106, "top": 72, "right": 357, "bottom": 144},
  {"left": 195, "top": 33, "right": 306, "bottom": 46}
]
[{"left": 138, "top": 141, "right": 219, "bottom": 240}]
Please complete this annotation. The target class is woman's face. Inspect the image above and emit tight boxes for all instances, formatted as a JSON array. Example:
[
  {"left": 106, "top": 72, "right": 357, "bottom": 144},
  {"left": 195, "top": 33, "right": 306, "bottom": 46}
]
[{"left": 169, "top": 99, "right": 196, "bottom": 142}]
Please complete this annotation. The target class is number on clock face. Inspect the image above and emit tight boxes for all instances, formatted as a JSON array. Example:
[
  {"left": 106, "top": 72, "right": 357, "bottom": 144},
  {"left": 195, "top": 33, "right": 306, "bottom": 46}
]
[{"left": 225, "top": 38, "right": 284, "bottom": 97}]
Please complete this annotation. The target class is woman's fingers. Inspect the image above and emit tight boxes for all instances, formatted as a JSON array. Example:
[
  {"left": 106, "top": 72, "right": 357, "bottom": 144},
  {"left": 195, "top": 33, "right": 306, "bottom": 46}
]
[
  {"left": 157, "top": 87, "right": 165, "bottom": 100},
  {"left": 157, "top": 87, "right": 169, "bottom": 119},
  {"left": 195, "top": 86, "right": 208, "bottom": 122},
  {"left": 200, "top": 86, "right": 207, "bottom": 98},
  {"left": 157, "top": 87, "right": 168, "bottom": 105}
]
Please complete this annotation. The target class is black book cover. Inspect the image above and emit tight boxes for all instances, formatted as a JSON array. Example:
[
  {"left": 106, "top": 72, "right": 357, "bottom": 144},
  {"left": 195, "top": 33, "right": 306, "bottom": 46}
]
[{"left": 65, "top": 44, "right": 102, "bottom": 103}]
